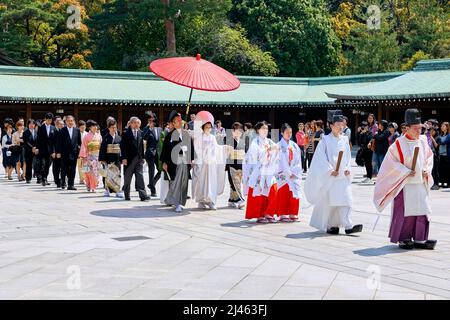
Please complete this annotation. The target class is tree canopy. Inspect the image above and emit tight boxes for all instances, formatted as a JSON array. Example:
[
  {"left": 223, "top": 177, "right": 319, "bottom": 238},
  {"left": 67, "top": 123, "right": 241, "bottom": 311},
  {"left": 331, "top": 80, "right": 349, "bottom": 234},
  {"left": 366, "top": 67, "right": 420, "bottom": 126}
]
[{"left": 0, "top": 0, "right": 448, "bottom": 76}]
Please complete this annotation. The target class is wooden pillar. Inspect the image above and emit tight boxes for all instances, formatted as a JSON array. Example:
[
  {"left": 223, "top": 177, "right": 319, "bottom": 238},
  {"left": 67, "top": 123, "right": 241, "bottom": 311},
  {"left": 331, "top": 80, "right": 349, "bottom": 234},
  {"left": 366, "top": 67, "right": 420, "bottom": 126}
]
[
  {"left": 158, "top": 105, "right": 164, "bottom": 127},
  {"left": 269, "top": 109, "right": 275, "bottom": 127},
  {"left": 74, "top": 104, "right": 79, "bottom": 121},
  {"left": 385, "top": 108, "right": 390, "bottom": 122},
  {"left": 377, "top": 103, "right": 383, "bottom": 122},
  {"left": 26, "top": 103, "right": 32, "bottom": 121},
  {"left": 118, "top": 104, "right": 123, "bottom": 132},
  {"left": 235, "top": 109, "right": 240, "bottom": 123},
  {"left": 354, "top": 112, "right": 360, "bottom": 143}
]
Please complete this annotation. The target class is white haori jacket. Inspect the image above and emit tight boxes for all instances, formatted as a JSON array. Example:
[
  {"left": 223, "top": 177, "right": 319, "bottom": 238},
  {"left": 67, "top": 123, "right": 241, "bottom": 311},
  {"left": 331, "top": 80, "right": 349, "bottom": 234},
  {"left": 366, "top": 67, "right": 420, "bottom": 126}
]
[
  {"left": 243, "top": 136, "right": 279, "bottom": 197},
  {"left": 304, "top": 134, "right": 353, "bottom": 231},
  {"left": 276, "top": 138, "right": 302, "bottom": 199},
  {"left": 373, "top": 134, "right": 433, "bottom": 217},
  {"left": 191, "top": 132, "right": 228, "bottom": 204}
]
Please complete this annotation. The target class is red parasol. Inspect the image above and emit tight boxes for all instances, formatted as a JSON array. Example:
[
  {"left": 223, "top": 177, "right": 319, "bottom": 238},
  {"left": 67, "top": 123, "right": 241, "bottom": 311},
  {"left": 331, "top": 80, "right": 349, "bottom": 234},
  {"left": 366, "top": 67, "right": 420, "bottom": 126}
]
[{"left": 149, "top": 53, "right": 240, "bottom": 120}]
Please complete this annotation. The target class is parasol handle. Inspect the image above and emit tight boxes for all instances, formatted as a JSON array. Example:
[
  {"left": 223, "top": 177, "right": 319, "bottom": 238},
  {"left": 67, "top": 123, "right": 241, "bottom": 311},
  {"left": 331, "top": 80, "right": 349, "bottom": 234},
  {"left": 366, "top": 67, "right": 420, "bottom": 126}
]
[
  {"left": 411, "top": 146, "right": 420, "bottom": 172},
  {"left": 185, "top": 88, "right": 194, "bottom": 123},
  {"left": 335, "top": 150, "right": 344, "bottom": 172}
]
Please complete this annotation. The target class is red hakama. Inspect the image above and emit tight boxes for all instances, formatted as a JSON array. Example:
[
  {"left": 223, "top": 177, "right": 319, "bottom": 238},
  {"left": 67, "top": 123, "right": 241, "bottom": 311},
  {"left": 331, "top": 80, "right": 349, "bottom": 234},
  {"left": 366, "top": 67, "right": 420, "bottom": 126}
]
[
  {"left": 276, "top": 184, "right": 299, "bottom": 217},
  {"left": 245, "top": 184, "right": 278, "bottom": 219}
]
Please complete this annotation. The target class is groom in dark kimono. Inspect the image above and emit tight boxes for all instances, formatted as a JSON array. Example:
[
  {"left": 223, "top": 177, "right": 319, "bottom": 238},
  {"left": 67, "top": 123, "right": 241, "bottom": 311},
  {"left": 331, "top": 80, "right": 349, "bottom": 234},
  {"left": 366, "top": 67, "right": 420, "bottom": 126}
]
[{"left": 160, "top": 110, "right": 194, "bottom": 212}]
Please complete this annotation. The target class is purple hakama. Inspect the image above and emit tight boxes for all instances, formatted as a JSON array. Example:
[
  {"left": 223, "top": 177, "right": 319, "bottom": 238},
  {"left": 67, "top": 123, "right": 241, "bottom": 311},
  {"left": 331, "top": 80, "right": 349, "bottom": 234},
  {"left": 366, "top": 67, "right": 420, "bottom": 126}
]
[{"left": 388, "top": 190, "right": 429, "bottom": 243}]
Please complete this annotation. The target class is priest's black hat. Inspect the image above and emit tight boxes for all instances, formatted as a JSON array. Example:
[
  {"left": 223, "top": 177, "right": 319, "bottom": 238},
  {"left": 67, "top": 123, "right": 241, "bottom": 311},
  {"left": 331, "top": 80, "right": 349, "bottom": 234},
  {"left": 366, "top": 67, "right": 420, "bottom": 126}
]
[
  {"left": 168, "top": 110, "right": 181, "bottom": 123},
  {"left": 327, "top": 110, "right": 343, "bottom": 123},
  {"left": 405, "top": 108, "right": 422, "bottom": 125}
]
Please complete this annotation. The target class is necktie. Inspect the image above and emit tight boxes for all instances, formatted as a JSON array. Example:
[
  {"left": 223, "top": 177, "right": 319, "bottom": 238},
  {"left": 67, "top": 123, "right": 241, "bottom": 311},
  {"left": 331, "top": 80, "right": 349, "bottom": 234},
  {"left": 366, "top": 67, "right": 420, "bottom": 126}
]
[{"left": 134, "top": 130, "right": 137, "bottom": 139}]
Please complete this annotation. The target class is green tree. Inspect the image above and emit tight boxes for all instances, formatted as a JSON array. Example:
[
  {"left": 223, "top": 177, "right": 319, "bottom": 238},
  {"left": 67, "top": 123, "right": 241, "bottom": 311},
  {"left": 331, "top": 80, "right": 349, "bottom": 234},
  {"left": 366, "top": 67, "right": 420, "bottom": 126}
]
[
  {"left": 229, "top": 0, "right": 341, "bottom": 77},
  {"left": 0, "top": 0, "right": 93, "bottom": 68}
]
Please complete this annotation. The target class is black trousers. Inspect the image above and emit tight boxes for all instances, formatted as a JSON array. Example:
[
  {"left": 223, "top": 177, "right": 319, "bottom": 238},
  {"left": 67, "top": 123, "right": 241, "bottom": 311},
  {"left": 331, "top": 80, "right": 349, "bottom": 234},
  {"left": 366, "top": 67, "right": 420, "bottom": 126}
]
[
  {"left": 123, "top": 157, "right": 147, "bottom": 200},
  {"left": 52, "top": 157, "right": 62, "bottom": 185},
  {"left": 24, "top": 151, "right": 34, "bottom": 182},
  {"left": 145, "top": 155, "right": 161, "bottom": 195},
  {"left": 362, "top": 149, "right": 373, "bottom": 179},
  {"left": 299, "top": 146, "right": 306, "bottom": 172},
  {"left": 38, "top": 155, "right": 52, "bottom": 182},
  {"left": 432, "top": 154, "right": 440, "bottom": 187},
  {"left": 305, "top": 152, "right": 314, "bottom": 172},
  {"left": 61, "top": 158, "right": 77, "bottom": 187},
  {"left": 438, "top": 155, "right": 449, "bottom": 186}
]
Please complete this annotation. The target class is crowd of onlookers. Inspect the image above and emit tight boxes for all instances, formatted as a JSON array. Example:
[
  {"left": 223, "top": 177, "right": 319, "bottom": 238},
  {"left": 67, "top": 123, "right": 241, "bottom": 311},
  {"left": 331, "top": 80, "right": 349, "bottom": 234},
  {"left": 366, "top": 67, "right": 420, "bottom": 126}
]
[{"left": 292, "top": 113, "right": 449, "bottom": 189}]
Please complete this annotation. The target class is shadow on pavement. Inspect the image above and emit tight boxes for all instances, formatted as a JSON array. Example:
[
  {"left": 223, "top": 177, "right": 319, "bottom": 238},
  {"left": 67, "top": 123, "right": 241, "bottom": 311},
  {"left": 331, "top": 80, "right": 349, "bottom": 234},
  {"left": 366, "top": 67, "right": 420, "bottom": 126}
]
[
  {"left": 285, "top": 231, "right": 335, "bottom": 239},
  {"left": 90, "top": 206, "right": 190, "bottom": 218},
  {"left": 221, "top": 220, "right": 259, "bottom": 229},
  {"left": 353, "top": 245, "right": 405, "bottom": 256}
]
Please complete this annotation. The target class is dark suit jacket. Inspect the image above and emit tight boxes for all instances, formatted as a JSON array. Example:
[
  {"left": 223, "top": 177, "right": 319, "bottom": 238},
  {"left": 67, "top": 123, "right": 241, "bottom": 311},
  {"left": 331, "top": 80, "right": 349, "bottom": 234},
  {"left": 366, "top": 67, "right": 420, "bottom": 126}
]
[
  {"left": 120, "top": 128, "right": 145, "bottom": 162},
  {"left": 142, "top": 126, "right": 162, "bottom": 159},
  {"left": 159, "top": 129, "right": 194, "bottom": 180},
  {"left": 23, "top": 128, "right": 37, "bottom": 153},
  {"left": 36, "top": 124, "right": 56, "bottom": 157},
  {"left": 56, "top": 126, "right": 81, "bottom": 161}
]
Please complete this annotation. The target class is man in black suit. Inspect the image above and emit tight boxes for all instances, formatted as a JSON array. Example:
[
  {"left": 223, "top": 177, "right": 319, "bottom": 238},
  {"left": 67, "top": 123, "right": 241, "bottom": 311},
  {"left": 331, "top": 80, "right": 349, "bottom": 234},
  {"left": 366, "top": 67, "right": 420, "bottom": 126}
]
[
  {"left": 51, "top": 118, "right": 64, "bottom": 187},
  {"left": 36, "top": 113, "right": 56, "bottom": 186},
  {"left": 120, "top": 116, "right": 150, "bottom": 201},
  {"left": 22, "top": 119, "right": 38, "bottom": 183},
  {"left": 143, "top": 112, "right": 162, "bottom": 197},
  {"left": 57, "top": 115, "right": 81, "bottom": 190}
]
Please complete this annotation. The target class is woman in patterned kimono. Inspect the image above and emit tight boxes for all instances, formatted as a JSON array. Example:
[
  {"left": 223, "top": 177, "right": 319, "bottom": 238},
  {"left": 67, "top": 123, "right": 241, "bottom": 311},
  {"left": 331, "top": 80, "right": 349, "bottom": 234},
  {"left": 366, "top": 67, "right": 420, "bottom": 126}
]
[
  {"left": 79, "top": 120, "right": 102, "bottom": 192},
  {"left": 226, "top": 122, "right": 246, "bottom": 209},
  {"left": 243, "top": 121, "right": 280, "bottom": 223},
  {"left": 276, "top": 123, "right": 302, "bottom": 222},
  {"left": 99, "top": 119, "right": 124, "bottom": 198}
]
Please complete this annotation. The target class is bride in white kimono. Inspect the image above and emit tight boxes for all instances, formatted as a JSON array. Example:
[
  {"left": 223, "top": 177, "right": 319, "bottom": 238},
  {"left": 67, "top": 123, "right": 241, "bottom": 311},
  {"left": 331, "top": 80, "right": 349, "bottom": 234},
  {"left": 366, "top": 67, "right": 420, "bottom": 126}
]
[
  {"left": 191, "top": 111, "right": 230, "bottom": 210},
  {"left": 304, "top": 113, "right": 363, "bottom": 235}
]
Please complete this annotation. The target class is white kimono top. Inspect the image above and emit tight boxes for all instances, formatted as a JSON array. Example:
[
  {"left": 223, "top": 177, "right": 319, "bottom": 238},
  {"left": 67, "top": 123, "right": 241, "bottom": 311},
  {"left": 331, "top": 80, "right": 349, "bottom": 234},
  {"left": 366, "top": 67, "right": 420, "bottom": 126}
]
[
  {"left": 243, "top": 136, "right": 279, "bottom": 197},
  {"left": 276, "top": 138, "right": 302, "bottom": 199}
]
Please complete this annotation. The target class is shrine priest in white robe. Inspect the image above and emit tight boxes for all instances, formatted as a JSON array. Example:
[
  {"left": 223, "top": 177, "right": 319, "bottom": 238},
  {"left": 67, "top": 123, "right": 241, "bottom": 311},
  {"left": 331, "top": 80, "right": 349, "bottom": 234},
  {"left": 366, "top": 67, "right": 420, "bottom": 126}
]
[{"left": 304, "top": 112, "right": 363, "bottom": 235}]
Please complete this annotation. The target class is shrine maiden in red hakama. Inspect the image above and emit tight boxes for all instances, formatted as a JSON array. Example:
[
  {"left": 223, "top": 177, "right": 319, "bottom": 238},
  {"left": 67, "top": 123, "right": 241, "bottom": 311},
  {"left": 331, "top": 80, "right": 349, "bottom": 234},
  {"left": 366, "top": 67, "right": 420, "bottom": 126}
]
[
  {"left": 243, "top": 122, "right": 279, "bottom": 224},
  {"left": 276, "top": 124, "right": 302, "bottom": 222}
]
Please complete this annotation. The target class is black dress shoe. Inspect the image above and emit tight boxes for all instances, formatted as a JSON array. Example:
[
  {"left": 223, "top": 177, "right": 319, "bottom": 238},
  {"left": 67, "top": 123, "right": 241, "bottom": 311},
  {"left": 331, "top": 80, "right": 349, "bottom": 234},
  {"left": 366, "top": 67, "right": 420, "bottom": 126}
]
[
  {"left": 67, "top": 186, "right": 76, "bottom": 191},
  {"left": 141, "top": 196, "right": 151, "bottom": 201},
  {"left": 151, "top": 193, "right": 157, "bottom": 198},
  {"left": 37, "top": 179, "right": 42, "bottom": 184},
  {"left": 345, "top": 224, "right": 363, "bottom": 234},
  {"left": 56, "top": 184, "right": 61, "bottom": 188},
  {"left": 26, "top": 180, "right": 31, "bottom": 184},
  {"left": 45, "top": 181, "right": 50, "bottom": 185},
  {"left": 399, "top": 240, "right": 415, "bottom": 250},
  {"left": 414, "top": 240, "right": 437, "bottom": 250},
  {"left": 42, "top": 181, "right": 46, "bottom": 186},
  {"left": 61, "top": 185, "right": 66, "bottom": 189},
  {"left": 326, "top": 227, "right": 339, "bottom": 235}
]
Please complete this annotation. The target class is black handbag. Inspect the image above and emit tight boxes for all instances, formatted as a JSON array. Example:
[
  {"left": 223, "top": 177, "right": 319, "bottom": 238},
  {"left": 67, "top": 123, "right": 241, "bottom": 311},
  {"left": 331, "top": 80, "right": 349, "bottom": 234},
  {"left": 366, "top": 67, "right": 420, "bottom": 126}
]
[{"left": 355, "top": 148, "right": 365, "bottom": 167}]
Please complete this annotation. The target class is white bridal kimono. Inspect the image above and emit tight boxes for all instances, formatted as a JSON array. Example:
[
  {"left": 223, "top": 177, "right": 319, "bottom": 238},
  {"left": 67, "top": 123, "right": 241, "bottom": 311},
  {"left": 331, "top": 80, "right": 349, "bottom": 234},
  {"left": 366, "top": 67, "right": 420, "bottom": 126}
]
[
  {"left": 192, "top": 132, "right": 228, "bottom": 205},
  {"left": 304, "top": 133, "right": 353, "bottom": 231}
]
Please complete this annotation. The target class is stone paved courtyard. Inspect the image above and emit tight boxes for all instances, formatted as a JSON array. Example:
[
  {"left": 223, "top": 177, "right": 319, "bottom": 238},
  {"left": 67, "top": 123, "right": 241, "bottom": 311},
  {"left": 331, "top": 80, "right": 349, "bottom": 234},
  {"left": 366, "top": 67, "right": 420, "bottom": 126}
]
[{"left": 0, "top": 160, "right": 449, "bottom": 300}]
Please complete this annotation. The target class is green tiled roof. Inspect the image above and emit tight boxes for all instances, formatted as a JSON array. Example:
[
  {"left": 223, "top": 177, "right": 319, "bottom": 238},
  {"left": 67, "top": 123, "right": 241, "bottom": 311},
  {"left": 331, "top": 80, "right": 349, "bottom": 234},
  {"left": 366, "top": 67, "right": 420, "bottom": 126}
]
[
  {"left": 0, "top": 58, "right": 448, "bottom": 106},
  {"left": 326, "top": 59, "right": 450, "bottom": 101},
  {"left": 0, "top": 65, "right": 400, "bottom": 106}
]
